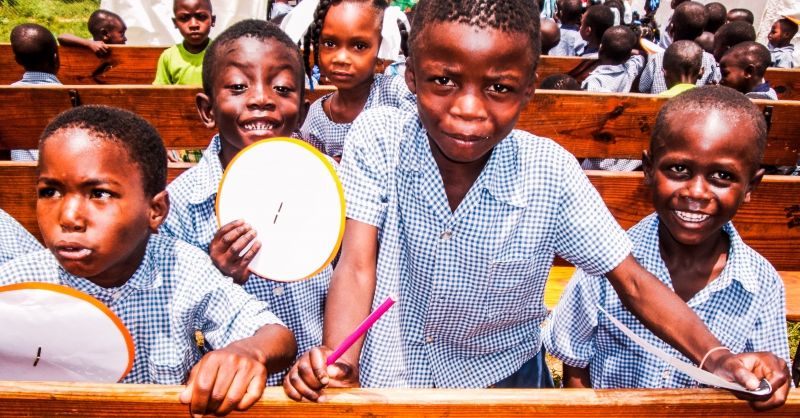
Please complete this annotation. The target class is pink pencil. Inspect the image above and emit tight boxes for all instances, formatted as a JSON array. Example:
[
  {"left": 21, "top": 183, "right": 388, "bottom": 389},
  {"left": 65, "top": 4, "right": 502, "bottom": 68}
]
[{"left": 326, "top": 294, "right": 397, "bottom": 366}]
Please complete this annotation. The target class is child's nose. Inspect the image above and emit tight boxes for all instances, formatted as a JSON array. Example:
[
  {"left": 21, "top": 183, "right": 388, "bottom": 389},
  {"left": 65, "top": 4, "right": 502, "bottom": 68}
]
[
  {"left": 59, "top": 195, "right": 87, "bottom": 232},
  {"left": 450, "top": 90, "right": 488, "bottom": 121},
  {"left": 682, "top": 176, "right": 713, "bottom": 201},
  {"left": 246, "top": 84, "right": 275, "bottom": 109}
]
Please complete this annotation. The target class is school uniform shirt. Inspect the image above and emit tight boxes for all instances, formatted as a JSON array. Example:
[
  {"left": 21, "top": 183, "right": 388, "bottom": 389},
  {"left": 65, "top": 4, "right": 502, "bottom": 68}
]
[
  {"left": 10, "top": 71, "right": 62, "bottom": 161},
  {"left": 549, "top": 24, "right": 586, "bottom": 57},
  {"left": 639, "top": 51, "right": 720, "bottom": 94},
  {"left": 153, "top": 43, "right": 206, "bottom": 86},
  {"left": 768, "top": 44, "right": 795, "bottom": 68},
  {"left": 300, "top": 74, "right": 416, "bottom": 158},
  {"left": 745, "top": 82, "right": 779, "bottom": 100},
  {"left": 0, "top": 234, "right": 283, "bottom": 384},
  {"left": 160, "top": 134, "right": 332, "bottom": 385},
  {"left": 542, "top": 213, "right": 790, "bottom": 388},
  {"left": 339, "top": 107, "right": 632, "bottom": 388},
  {"left": 659, "top": 83, "right": 696, "bottom": 97},
  {"left": 0, "top": 209, "right": 42, "bottom": 265},
  {"left": 582, "top": 55, "right": 645, "bottom": 93}
]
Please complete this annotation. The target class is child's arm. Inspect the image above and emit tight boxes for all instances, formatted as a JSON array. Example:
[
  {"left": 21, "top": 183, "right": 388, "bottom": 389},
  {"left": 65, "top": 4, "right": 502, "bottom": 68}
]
[
  {"left": 180, "top": 323, "right": 295, "bottom": 416},
  {"left": 283, "top": 219, "right": 378, "bottom": 402},
  {"left": 209, "top": 220, "right": 261, "bottom": 284},
  {"left": 57, "top": 34, "right": 110, "bottom": 57},
  {"left": 562, "top": 365, "right": 591, "bottom": 388}
]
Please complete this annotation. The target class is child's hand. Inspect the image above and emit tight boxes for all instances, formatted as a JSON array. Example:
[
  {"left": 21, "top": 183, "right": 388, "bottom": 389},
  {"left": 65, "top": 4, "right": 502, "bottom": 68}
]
[
  {"left": 705, "top": 351, "right": 789, "bottom": 411},
  {"left": 179, "top": 341, "right": 267, "bottom": 417},
  {"left": 283, "top": 346, "right": 360, "bottom": 402},
  {"left": 210, "top": 220, "right": 261, "bottom": 284},
  {"left": 88, "top": 40, "right": 110, "bottom": 57}
]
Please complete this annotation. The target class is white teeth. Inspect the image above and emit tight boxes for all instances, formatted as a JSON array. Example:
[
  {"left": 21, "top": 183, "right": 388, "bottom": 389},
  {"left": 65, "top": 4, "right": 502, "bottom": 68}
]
[
  {"left": 243, "top": 122, "right": 274, "bottom": 131},
  {"left": 674, "top": 211, "right": 709, "bottom": 223}
]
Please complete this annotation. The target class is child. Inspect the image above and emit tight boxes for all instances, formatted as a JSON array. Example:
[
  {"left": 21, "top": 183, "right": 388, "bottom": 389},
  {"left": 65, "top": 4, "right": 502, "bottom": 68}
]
[
  {"left": 0, "top": 105, "right": 295, "bottom": 417},
  {"left": 299, "top": 0, "right": 414, "bottom": 160},
  {"left": 703, "top": 2, "right": 726, "bottom": 34},
  {"left": 160, "top": 19, "right": 330, "bottom": 386},
  {"left": 539, "top": 73, "right": 581, "bottom": 90},
  {"left": 720, "top": 42, "right": 778, "bottom": 100},
  {"left": 58, "top": 9, "right": 127, "bottom": 57},
  {"left": 712, "top": 20, "right": 756, "bottom": 62},
  {"left": 694, "top": 31, "right": 714, "bottom": 54},
  {"left": 282, "top": 0, "right": 789, "bottom": 408},
  {"left": 581, "top": 25, "right": 644, "bottom": 93},
  {"left": 543, "top": 85, "right": 790, "bottom": 389},
  {"left": 660, "top": 40, "right": 703, "bottom": 97},
  {"left": 153, "top": 0, "right": 215, "bottom": 86},
  {"left": 0, "top": 209, "right": 42, "bottom": 265},
  {"left": 657, "top": 0, "right": 691, "bottom": 50},
  {"left": 639, "top": 1, "right": 719, "bottom": 94},
  {"left": 550, "top": 0, "right": 586, "bottom": 57},
  {"left": 767, "top": 18, "right": 797, "bottom": 69},
  {"left": 10, "top": 23, "right": 61, "bottom": 162},
  {"left": 540, "top": 17, "right": 561, "bottom": 55},
  {"left": 727, "top": 8, "right": 754, "bottom": 25},
  {"left": 579, "top": 4, "right": 615, "bottom": 58}
]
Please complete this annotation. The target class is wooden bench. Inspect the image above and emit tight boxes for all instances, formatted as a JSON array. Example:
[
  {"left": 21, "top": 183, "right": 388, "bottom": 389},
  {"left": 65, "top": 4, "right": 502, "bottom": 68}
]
[{"left": 0, "top": 381, "right": 797, "bottom": 417}]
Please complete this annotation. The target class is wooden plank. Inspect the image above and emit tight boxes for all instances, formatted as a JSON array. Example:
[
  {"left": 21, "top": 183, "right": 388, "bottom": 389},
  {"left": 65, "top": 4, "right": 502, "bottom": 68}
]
[
  {"left": 0, "top": 382, "right": 797, "bottom": 417},
  {"left": 766, "top": 68, "right": 800, "bottom": 102}
]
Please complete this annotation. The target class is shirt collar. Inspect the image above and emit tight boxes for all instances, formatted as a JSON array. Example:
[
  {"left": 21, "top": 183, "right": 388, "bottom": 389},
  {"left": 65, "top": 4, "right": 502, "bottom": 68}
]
[
  {"left": 752, "top": 82, "right": 772, "bottom": 93},
  {"left": 20, "top": 71, "right": 61, "bottom": 84},
  {"left": 187, "top": 134, "right": 225, "bottom": 205},
  {"left": 592, "top": 64, "right": 627, "bottom": 75}
]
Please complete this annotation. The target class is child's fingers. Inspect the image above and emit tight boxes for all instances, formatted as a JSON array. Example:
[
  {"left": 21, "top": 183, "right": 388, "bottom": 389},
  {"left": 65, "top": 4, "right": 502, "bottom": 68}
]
[
  {"left": 236, "top": 371, "right": 267, "bottom": 411},
  {"left": 187, "top": 359, "right": 222, "bottom": 417},
  {"left": 283, "top": 371, "right": 305, "bottom": 401},
  {"left": 287, "top": 371, "right": 324, "bottom": 402},
  {"left": 206, "top": 364, "right": 241, "bottom": 416},
  {"left": 179, "top": 363, "right": 199, "bottom": 404},
  {"left": 213, "top": 220, "right": 246, "bottom": 245},
  {"left": 227, "top": 229, "right": 258, "bottom": 258},
  {"left": 308, "top": 347, "right": 330, "bottom": 385}
]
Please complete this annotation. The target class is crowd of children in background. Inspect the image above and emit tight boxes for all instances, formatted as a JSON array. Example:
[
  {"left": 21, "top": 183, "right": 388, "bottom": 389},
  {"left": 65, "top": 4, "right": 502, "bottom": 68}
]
[{"left": 1, "top": 0, "right": 797, "bottom": 416}]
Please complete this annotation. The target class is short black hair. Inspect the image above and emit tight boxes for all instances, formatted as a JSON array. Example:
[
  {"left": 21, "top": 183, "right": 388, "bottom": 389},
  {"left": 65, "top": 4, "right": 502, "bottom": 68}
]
[
  {"left": 663, "top": 40, "right": 702, "bottom": 78},
  {"left": 557, "top": 0, "right": 583, "bottom": 24},
  {"left": 410, "top": 0, "right": 541, "bottom": 70},
  {"left": 40, "top": 105, "right": 167, "bottom": 197},
  {"left": 540, "top": 17, "right": 561, "bottom": 53},
  {"left": 202, "top": 19, "right": 304, "bottom": 102},
  {"left": 10, "top": 23, "right": 58, "bottom": 72},
  {"left": 174, "top": 0, "right": 213, "bottom": 12},
  {"left": 713, "top": 20, "right": 756, "bottom": 60},
  {"left": 652, "top": 85, "right": 767, "bottom": 172},
  {"left": 539, "top": 73, "right": 580, "bottom": 90},
  {"left": 87, "top": 9, "right": 125, "bottom": 41},
  {"left": 724, "top": 41, "right": 772, "bottom": 79},
  {"left": 777, "top": 18, "right": 799, "bottom": 39},
  {"left": 704, "top": 2, "right": 726, "bottom": 33},
  {"left": 727, "top": 8, "right": 754, "bottom": 25},
  {"left": 671, "top": 1, "right": 707, "bottom": 41},
  {"left": 583, "top": 5, "right": 615, "bottom": 42},
  {"left": 599, "top": 25, "right": 635, "bottom": 62},
  {"left": 694, "top": 31, "right": 714, "bottom": 53}
]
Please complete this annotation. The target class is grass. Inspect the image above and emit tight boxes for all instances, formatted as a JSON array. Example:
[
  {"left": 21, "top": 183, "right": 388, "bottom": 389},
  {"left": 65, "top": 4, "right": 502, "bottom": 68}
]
[{"left": 0, "top": 0, "right": 100, "bottom": 41}]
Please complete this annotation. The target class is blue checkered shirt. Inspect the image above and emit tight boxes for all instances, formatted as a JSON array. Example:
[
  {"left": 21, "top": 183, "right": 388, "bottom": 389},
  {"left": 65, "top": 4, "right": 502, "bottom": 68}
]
[
  {"left": 769, "top": 44, "right": 795, "bottom": 69},
  {"left": 160, "top": 134, "right": 332, "bottom": 385},
  {"left": 542, "top": 213, "right": 790, "bottom": 388},
  {"left": 746, "top": 82, "right": 779, "bottom": 100},
  {"left": 340, "top": 107, "right": 632, "bottom": 388},
  {"left": 582, "top": 55, "right": 645, "bottom": 93},
  {"left": 0, "top": 209, "right": 42, "bottom": 265},
  {"left": 0, "top": 234, "right": 283, "bottom": 384},
  {"left": 10, "top": 71, "right": 61, "bottom": 161},
  {"left": 300, "top": 74, "right": 416, "bottom": 157},
  {"left": 639, "top": 51, "right": 720, "bottom": 94},
  {"left": 549, "top": 24, "right": 586, "bottom": 56}
]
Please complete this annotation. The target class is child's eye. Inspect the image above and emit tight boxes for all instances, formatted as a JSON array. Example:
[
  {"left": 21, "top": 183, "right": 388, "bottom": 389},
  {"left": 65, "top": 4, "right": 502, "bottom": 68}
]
[
  {"left": 90, "top": 189, "right": 114, "bottom": 200},
  {"left": 711, "top": 171, "right": 733, "bottom": 181},
  {"left": 322, "top": 40, "right": 336, "bottom": 48},
  {"left": 227, "top": 84, "right": 247, "bottom": 93},
  {"left": 37, "top": 187, "right": 59, "bottom": 199},
  {"left": 274, "top": 85, "right": 294, "bottom": 95},
  {"left": 668, "top": 165, "right": 688, "bottom": 174},
  {"left": 433, "top": 77, "right": 455, "bottom": 87},
  {"left": 354, "top": 42, "right": 369, "bottom": 51},
  {"left": 488, "top": 84, "right": 512, "bottom": 93}
]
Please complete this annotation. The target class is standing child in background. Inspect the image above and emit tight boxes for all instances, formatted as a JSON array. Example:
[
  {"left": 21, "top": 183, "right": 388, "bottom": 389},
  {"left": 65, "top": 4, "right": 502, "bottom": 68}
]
[
  {"left": 767, "top": 18, "right": 797, "bottom": 69},
  {"left": 0, "top": 209, "right": 42, "bottom": 265},
  {"left": 579, "top": 4, "right": 614, "bottom": 58},
  {"left": 581, "top": 25, "right": 644, "bottom": 93},
  {"left": 659, "top": 40, "right": 702, "bottom": 97},
  {"left": 712, "top": 21, "right": 756, "bottom": 62},
  {"left": 703, "top": 2, "right": 726, "bottom": 34},
  {"left": 282, "top": 0, "right": 790, "bottom": 407},
  {"left": 543, "top": 86, "right": 790, "bottom": 390},
  {"left": 720, "top": 42, "right": 778, "bottom": 100},
  {"left": 299, "top": 0, "right": 414, "bottom": 160},
  {"left": 550, "top": 0, "right": 586, "bottom": 56},
  {"left": 657, "top": 0, "right": 691, "bottom": 49},
  {"left": 58, "top": 9, "right": 127, "bottom": 57},
  {"left": 153, "top": 0, "right": 215, "bottom": 86},
  {"left": 0, "top": 105, "right": 296, "bottom": 417},
  {"left": 160, "top": 19, "right": 330, "bottom": 386}
]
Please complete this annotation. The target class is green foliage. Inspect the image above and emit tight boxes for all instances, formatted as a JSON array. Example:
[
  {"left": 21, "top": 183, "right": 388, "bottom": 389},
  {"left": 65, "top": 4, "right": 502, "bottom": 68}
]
[
  {"left": 789, "top": 321, "right": 799, "bottom": 361},
  {"left": 0, "top": 0, "right": 100, "bottom": 42}
]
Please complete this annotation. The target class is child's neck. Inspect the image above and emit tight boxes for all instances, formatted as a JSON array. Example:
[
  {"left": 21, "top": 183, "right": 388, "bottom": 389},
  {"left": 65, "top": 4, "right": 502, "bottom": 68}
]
[
  {"left": 658, "top": 223, "right": 730, "bottom": 302},
  {"left": 429, "top": 136, "right": 492, "bottom": 213},
  {"left": 326, "top": 76, "right": 374, "bottom": 124},
  {"left": 183, "top": 38, "right": 210, "bottom": 54},
  {"left": 585, "top": 38, "right": 600, "bottom": 52},
  {"left": 667, "top": 73, "right": 698, "bottom": 87},
  {"left": 598, "top": 55, "right": 628, "bottom": 66}
]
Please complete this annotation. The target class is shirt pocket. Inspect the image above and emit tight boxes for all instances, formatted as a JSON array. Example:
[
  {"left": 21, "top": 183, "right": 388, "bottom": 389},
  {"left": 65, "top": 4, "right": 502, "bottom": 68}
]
[
  {"left": 148, "top": 344, "right": 196, "bottom": 385},
  {"left": 485, "top": 256, "right": 549, "bottom": 322}
]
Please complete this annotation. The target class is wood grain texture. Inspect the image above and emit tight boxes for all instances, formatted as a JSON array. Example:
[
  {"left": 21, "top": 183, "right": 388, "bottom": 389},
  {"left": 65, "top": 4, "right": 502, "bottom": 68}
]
[{"left": 0, "top": 382, "right": 797, "bottom": 417}]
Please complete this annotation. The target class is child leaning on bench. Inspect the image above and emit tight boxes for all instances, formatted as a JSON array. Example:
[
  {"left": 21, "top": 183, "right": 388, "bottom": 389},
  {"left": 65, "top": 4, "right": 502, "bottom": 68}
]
[
  {"left": 57, "top": 9, "right": 127, "bottom": 57},
  {"left": 0, "top": 105, "right": 296, "bottom": 417},
  {"left": 282, "top": 0, "right": 790, "bottom": 409},
  {"left": 543, "top": 86, "right": 790, "bottom": 390}
]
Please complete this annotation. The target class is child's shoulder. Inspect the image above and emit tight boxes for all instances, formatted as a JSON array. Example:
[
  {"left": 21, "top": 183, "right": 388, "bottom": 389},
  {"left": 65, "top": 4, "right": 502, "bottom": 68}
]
[
  {"left": 0, "top": 248, "right": 59, "bottom": 286},
  {"left": 167, "top": 136, "right": 222, "bottom": 203}
]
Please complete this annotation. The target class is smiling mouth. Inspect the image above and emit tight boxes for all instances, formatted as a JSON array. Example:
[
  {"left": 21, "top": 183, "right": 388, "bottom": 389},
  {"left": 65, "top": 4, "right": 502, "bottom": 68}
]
[
  {"left": 243, "top": 121, "right": 275, "bottom": 132},
  {"left": 674, "top": 211, "right": 710, "bottom": 223}
]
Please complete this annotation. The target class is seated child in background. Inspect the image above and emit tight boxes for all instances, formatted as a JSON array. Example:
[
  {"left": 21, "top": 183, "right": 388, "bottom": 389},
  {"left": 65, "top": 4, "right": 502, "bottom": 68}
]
[
  {"left": 581, "top": 25, "right": 644, "bottom": 93},
  {"left": 727, "top": 8, "right": 754, "bottom": 25},
  {"left": 660, "top": 40, "right": 703, "bottom": 97},
  {"left": 153, "top": 0, "right": 215, "bottom": 86},
  {"left": 0, "top": 209, "right": 42, "bottom": 265},
  {"left": 712, "top": 20, "right": 756, "bottom": 62},
  {"left": 543, "top": 85, "right": 790, "bottom": 389},
  {"left": 550, "top": 0, "right": 586, "bottom": 56},
  {"left": 283, "top": 0, "right": 790, "bottom": 408},
  {"left": 539, "top": 73, "right": 581, "bottom": 90},
  {"left": 703, "top": 2, "right": 726, "bottom": 34},
  {"left": 720, "top": 42, "right": 778, "bottom": 100},
  {"left": 0, "top": 105, "right": 295, "bottom": 417},
  {"left": 10, "top": 23, "right": 61, "bottom": 162},
  {"left": 694, "top": 31, "right": 714, "bottom": 53},
  {"left": 160, "top": 19, "right": 331, "bottom": 386},
  {"left": 58, "top": 9, "right": 127, "bottom": 57},
  {"left": 640, "top": 1, "right": 719, "bottom": 94},
  {"left": 300, "top": 0, "right": 415, "bottom": 160},
  {"left": 767, "top": 18, "right": 797, "bottom": 68},
  {"left": 540, "top": 17, "right": 561, "bottom": 55},
  {"left": 579, "top": 4, "right": 615, "bottom": 58}
]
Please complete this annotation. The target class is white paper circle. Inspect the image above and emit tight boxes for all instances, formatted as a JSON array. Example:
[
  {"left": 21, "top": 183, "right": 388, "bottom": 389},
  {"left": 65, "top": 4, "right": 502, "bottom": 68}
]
[
  {"left": 216, "top": 138, "right": 345, "bottom": 282},
  {"left": 640, "top": 38, "right": 664, "bottom": 55},
  {"left": 0, "top": 283, "right": 133, "bottom": 382}
]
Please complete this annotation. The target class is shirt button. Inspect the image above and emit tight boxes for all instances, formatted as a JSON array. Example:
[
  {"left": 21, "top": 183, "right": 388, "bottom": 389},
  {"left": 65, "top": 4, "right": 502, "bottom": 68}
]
[
  {"left": 440, "top": 230, "right": 452, "bottom": 240},
  {"left": 424, "top": 336, "right": 434, "bottom": 344},
  {"left": 273, "top": 285, "right": 285, "bottom": 296},
  {"left": 662, "top": 370, "right": 671, "bottom": 380}
]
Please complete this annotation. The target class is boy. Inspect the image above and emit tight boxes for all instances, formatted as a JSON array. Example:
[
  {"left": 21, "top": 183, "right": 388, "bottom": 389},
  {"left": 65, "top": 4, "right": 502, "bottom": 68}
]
[
  {"left": 720, "top": 42, "right": 778, "bottom": 100},
  {"left": 767, "top": 18, "right": 797, "bottom": 69},
  {"left": 657, "top": 0, "right": 690, "bottom": 49},
  {"left": 660, "top": 40, "right": 703, "bottom": 97},
  {"left": 153, "top": 0, "right": 215, "bottom": 86},
  {"left": 539, "top": 73, "right": 581, "bottom": 90},
  {"left": 10, "top": 23, "right": 60, "bottom": 162},
  {"left": 712, "top": 20, "right": 756, "bottom": 62},
  {"left": 0, "top": 209, "right": 42, "bottom": 265},
  {"left": 543, "top": 86, "right": 790, "bottom": 389},
  {"left": 703, "top": 2, "right": 726, "bottom": 34},
  {"left": 540, "top": 17, "right": 561, "bottom": 55},
  {"left": 581, "top": 25, "right": 644, "bottom": 93},
  {"left": 727, "top": 8, "right": 755, "bottom": 25},
  {"left": 160, "top": 19, "right": 332, "bottom": 386},
  {"left": 550, "top": 0, "right": 586, "bottom": 57},
  {"left": 0, "top": 105, "right": 295, "bottom": 417},
  {"left": 58, "top": 9, "right": 127, "bottom": 57},
  {"left": 283, "top": 0, "right": 789, "bottom": 409},
  {"left": 579, "top": 4, "right": 615, "bottom": 58},
  {"left": 639, "top": 1, "right": 719, "bottom": 94}
]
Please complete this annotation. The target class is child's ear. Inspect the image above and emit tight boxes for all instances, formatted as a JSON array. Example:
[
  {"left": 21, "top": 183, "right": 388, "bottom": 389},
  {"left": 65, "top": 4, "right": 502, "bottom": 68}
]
[
  {"left": 743, "top": 167, "right": 765, "bottom": 203},
  {"left": 196, "top": 92, "right": 217, "bottom": 129},
  {"left": 100, "top": 28, "right": 110, "bottom": 42},
  {"left": 148, "top": 190, "right": 170, "bottom": 232},
  {"left": 744, "top": 63, "right": 757, "bottom": 81},
  {"left": 404, "top": 56, "right": 417, "bottom": 94},
  {"left": 642, "top": 149, "right": 655, "bottom": 185}
]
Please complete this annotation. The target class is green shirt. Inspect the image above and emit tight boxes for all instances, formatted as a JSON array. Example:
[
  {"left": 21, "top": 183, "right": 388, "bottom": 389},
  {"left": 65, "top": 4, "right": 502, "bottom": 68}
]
[
  {"left": 153, "top": 43, "right": 206, "bottom": 86},
  {"left": 659, "top": 83, "right": 696, "bottom": 97},
  {"left": 391, "top": 0, "right": 418, "bottom": 12}
]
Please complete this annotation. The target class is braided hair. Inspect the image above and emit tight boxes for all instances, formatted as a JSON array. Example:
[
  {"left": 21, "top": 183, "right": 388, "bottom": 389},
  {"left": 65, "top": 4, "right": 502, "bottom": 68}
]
[{"left": 267, "top": 0, "right": 274, "bottom": 20}]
